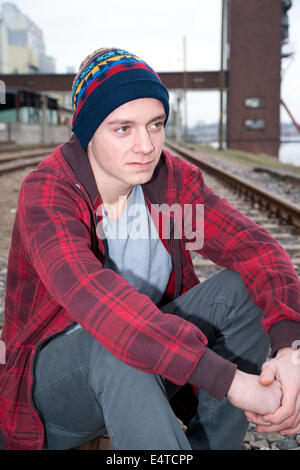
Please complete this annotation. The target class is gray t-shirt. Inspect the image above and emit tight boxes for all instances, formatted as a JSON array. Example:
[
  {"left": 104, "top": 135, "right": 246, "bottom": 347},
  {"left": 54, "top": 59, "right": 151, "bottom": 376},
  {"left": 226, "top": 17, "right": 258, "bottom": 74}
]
[{"left": 102, "top": 184, "right": 172, "bottom": 305}]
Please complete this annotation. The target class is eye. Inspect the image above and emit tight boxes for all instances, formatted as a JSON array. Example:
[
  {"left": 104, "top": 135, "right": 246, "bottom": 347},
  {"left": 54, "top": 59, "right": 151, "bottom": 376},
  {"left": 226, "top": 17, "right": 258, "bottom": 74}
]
[
  {"left": 116, "top": 126, "right": 129, "bottom": 135},
  {"left": 150, "top": 121, "right": 164, "bottom": 130}
]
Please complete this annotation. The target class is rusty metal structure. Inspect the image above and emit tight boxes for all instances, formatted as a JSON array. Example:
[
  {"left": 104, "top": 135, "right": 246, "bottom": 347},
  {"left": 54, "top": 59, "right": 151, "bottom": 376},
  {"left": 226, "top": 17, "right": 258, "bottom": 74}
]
[
  {"left": 0, "top": 0, "right": 292, "bottom": 157},
  {"left": 226, "top": 0, "right": 290, "bottom": 157}
]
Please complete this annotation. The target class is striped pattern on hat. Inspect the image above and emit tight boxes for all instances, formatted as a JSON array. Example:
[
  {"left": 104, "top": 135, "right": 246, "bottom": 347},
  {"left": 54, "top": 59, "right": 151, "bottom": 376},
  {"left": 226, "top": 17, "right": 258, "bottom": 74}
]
[{"left": 71, "top": 47, "right": 169, "bottom": 149}]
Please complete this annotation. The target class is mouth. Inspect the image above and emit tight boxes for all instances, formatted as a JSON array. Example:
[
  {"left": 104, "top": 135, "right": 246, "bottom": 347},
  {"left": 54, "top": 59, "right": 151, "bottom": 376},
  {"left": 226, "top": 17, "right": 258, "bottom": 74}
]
[{"left": 128, "top": 161, "right": 153, "bottom": 168}]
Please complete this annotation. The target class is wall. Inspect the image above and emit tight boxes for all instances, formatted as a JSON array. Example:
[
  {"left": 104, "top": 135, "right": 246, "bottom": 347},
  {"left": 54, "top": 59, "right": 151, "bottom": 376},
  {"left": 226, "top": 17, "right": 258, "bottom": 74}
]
[
  {"left": 0, "top": 122, "right": 71, "bottom": 145},
  {"left": 8, "top": 44, "right": 30, "bottom": 73},
  {"left": 0, "top": 20, "right": 9, "bottom": 73}
]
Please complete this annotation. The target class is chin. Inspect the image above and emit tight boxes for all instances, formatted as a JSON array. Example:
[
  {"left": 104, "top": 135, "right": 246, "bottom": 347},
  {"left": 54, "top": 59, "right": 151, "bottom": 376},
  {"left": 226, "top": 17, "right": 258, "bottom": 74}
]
[
  {"left": 138, "top": 173, "right": 155, "bottom": 185},
  {"left": 130, "top": 170, "right": 155, "bottom": 185}
]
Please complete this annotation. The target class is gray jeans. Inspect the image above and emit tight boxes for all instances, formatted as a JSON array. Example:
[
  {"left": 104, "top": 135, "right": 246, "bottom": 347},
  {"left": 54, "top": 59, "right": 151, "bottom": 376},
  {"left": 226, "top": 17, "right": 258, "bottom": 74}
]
[{"left": 33, "top": 269, "right": 269, "bottom": 450}]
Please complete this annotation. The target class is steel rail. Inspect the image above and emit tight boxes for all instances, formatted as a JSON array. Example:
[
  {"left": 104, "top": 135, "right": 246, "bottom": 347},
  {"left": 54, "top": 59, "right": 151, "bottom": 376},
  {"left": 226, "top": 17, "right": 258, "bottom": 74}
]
[
  {"left": 0, "top": 154, "right": 50, "bottom": 175},
  {"left": 0, "top": 146, "right": 55, "bottom": 164},
  {"left": 165, "top": 141, "right": 300, "bottom": 229}
]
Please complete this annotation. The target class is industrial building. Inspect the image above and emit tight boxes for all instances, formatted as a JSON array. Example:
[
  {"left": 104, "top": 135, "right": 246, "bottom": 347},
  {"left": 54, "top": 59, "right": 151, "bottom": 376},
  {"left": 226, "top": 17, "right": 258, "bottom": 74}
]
[
  {"left": 0, "top": 86, "right": 71, "bottom": 145},
  {"left": 0, "top": 2, "right": 56, "bottom": 74}
]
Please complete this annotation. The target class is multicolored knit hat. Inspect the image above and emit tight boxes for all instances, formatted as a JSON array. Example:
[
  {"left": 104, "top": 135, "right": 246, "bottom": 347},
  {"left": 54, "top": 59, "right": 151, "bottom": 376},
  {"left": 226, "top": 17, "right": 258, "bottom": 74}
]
[{"left": 72, "top": 47, "right": 169, "bottom": 149}]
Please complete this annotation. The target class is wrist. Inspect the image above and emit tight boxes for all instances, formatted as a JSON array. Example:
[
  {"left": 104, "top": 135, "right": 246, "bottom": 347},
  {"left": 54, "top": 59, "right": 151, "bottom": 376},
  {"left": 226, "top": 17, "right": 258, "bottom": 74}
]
[
  {"left": 227, "top": 369, "right": 254, "bottom": 412},
  {"left": 227, "top": 369, "right": 243, "bottom": 402},
  {"left": 276, "top": 347, "right": 296, "bottom": 358}
]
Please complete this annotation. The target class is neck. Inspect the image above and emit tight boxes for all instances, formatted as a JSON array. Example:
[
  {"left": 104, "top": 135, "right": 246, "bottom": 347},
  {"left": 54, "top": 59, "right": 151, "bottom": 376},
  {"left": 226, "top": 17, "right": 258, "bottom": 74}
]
[
  {"left": 102, "top": 188, "right": 133, "bottom": 220},
  {"left": 100, "top": 185, "right": 133, "bottom": 207}
]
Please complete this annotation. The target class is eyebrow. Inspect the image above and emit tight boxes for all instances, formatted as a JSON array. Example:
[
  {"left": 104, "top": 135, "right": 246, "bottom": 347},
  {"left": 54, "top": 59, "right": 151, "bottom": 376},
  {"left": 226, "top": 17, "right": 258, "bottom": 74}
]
[{"left": 106, "top": 113, "right": 167, "bottom": 126}]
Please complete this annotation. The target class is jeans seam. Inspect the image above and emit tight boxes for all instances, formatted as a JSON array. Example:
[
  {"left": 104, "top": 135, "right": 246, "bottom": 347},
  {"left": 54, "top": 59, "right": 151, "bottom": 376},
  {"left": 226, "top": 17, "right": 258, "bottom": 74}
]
[
  {"left": 92, "top": 380, "right": 120, "bottom": 450},
  {"left": 34, "top": 364, "right": 90, "bottom": 394},
  {"left": 207, "top": 399, "right": 217, "bottom": 444}
]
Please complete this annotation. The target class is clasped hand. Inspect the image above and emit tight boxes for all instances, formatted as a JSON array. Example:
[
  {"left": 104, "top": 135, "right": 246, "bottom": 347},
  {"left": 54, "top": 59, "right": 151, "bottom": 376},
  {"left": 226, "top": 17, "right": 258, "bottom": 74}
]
[{"left": 227, "top": 347, "right": 300, "bottom": 436}]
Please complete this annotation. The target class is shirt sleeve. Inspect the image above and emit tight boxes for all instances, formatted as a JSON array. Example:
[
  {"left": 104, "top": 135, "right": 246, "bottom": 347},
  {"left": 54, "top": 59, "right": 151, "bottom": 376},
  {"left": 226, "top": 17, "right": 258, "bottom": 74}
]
[{"left": 181, "top": 163, "right": 300, "bottom": 353}]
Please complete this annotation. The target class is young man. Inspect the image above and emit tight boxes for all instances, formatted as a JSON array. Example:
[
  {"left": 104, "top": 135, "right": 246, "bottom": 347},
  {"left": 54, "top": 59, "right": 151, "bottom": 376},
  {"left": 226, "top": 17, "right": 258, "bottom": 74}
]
[{"left": 0, "top": 48, "right": 300, "bottom": 451}]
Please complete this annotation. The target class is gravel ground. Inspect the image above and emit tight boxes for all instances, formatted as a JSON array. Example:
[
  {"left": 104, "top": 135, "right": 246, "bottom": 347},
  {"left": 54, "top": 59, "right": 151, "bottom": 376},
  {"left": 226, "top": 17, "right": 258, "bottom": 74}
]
[
  {"left": 183, "top": 144, "right": 300, "bottom": 206},
  {"left": 242, "top": 423, "right": 300, "bottom": 450},
  {"left": 0, "top": 147, "right": 300, "bottom": 450},
  {"left": 227, "top": 165, "right": 300, "bottom": 206}
]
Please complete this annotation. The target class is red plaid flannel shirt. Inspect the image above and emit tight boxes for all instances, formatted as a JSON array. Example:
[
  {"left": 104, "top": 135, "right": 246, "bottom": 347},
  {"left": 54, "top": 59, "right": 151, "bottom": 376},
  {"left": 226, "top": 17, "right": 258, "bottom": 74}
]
[{"left": 1, "top": 135, "right": 300, "bottom": 449}]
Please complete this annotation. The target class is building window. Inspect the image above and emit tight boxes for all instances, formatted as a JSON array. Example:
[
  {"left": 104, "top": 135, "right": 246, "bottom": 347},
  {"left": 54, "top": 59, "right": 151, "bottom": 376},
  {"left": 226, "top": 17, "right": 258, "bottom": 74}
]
[
  {"left": 245, "top": 97, "right": 265, "bottom": 109},
  {"left": 8, "top": 29, "right": 27, "bottom": 47},
  {"left": 245, "top": 119, "right": 265, "bottom": 130}
]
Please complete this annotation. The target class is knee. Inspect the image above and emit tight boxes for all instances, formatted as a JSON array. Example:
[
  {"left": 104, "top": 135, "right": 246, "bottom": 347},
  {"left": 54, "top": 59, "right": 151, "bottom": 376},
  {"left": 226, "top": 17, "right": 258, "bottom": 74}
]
[{"left": 216, "top": 269, "right": 249, "bottom": 303}]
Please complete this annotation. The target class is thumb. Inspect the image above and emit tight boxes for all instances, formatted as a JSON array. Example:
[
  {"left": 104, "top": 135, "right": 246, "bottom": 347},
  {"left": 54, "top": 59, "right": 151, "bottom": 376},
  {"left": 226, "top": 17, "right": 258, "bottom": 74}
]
[{"left": 259, "top": 364, "right": 276, "bottom": 386}]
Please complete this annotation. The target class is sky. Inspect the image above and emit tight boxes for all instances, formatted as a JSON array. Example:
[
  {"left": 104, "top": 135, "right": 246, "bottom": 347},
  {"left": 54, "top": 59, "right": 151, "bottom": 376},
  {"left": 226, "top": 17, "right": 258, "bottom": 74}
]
[{"left": 1, "top": 0, "right": 299, "bottom": 127}]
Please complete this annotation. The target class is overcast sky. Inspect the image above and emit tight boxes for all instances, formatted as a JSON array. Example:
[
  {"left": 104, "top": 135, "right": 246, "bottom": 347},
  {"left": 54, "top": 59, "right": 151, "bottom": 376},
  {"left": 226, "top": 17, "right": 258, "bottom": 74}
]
[{"left": 1, "top": 0, "right": 300, "bottom": 126}]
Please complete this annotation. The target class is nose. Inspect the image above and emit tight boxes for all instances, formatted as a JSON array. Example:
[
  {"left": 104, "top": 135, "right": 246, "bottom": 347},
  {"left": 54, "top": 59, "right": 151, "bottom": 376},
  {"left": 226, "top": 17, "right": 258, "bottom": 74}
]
[{"left": 132, "top": 128, "right": 154, "bottom": 155}]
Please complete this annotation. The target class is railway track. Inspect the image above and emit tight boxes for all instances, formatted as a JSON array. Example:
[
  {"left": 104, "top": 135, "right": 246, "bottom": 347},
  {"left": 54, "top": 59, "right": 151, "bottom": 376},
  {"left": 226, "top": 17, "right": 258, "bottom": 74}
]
[
  {"left": 0, "top": 146, "right": 55, "bottom": 175},
  {"left": 165, "top": 141, "right": 300, "bottom": 282}
]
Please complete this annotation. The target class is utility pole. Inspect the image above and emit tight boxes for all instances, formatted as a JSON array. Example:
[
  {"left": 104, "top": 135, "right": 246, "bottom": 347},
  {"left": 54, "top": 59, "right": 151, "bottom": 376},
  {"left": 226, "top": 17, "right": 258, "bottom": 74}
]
[
  {"left": 183, "top": 36, "right": 188, "bottom": 142},
  {"left": 41, "top": 94, "right": 48, "bottom": 145},
  {"left": 218, "top": 0, "right": 226, "bottom": 150},
  {"left": 175, "top": 92, "right": 182, "bottom": 142}
]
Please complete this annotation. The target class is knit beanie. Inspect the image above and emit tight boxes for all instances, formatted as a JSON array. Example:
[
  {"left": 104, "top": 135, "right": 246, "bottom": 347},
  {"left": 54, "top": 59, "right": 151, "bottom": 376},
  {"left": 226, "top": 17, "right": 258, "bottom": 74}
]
[{"left": 72, "top": 47, "right": 170, "bottom": 149}]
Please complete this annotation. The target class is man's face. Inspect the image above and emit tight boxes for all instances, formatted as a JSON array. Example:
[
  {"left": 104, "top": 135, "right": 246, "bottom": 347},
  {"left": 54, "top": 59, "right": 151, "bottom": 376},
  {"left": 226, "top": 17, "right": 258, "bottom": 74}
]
[{"left": 87, "top": 98, "right": 166, "bottom": 198}]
